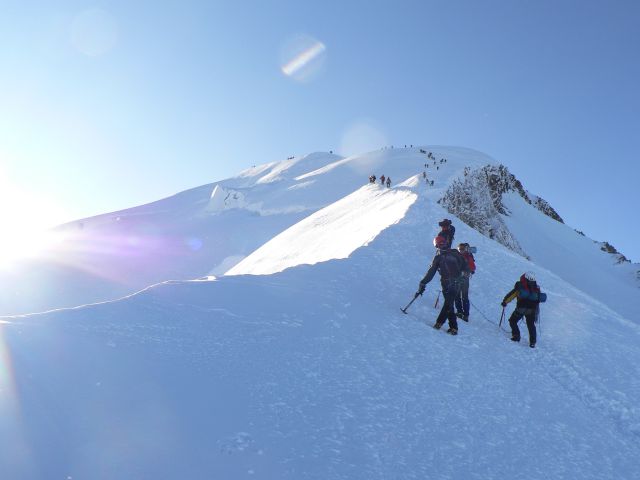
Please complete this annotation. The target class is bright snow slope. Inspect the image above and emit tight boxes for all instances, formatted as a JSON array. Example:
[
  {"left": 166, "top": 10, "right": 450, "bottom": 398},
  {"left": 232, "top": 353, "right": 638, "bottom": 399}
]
[
  {"left": 1, "top": 150, "right": 640, "bottom": 479},
  {"left": 1, "top": 146, "right": 635, "bottom": 321},
  {"left": 0, "top": 152, "right": 346, "bottom": 315},
  {"left": 0, "top": 147, "right": 485, "bottom": 316}
]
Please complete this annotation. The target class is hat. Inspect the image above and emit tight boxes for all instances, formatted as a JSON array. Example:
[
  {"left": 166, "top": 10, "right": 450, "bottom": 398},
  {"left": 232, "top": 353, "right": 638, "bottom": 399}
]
[{"left": 433, "top": 235, "right": 447, "bottom": 249}]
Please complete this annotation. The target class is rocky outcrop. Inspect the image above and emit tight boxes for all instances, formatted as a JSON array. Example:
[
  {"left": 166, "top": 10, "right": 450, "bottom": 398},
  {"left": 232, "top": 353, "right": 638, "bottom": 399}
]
[
  {"left": 531, "top": 196, "right": 564, "bottom": 223},
  {"left": 439, "top": 164, "right": 565, "bottom": 258},
  {"left": 599, "top": 241, "right": 630, "bottom": 264},
  {"left": 438, "top": 165, "right": 530, "bottom": 258}
]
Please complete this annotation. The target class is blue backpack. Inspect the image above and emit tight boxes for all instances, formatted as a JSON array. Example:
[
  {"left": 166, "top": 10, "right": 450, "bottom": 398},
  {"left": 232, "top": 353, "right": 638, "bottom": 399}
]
[{"left": 518, "top": 280, "right": 547, "bottom": 303}]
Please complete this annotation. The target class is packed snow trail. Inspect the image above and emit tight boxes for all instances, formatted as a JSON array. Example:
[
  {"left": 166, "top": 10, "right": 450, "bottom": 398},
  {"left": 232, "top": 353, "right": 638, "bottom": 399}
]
[{"left": 2, "top": 177, "right": 640, "bottom": 479}]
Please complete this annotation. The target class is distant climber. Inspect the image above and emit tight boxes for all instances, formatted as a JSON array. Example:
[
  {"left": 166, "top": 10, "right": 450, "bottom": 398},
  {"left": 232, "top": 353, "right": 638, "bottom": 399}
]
[
  {"left": 369, "top": 175, "right": 376, "bottom": 184},
  {"left": 386, "top": 177, "right": 391, "bottom": 188},
  {"left": 455, "top": 243, "right": 476, "bottom": 322},
  {"left": 438, "top": 219, "right": 455, "bottom": 249},
  {"left": 501, "top": 272, "right": 547, "bottom": 348},
  {"left": 380, "top": 174, "right": 386, "bottom": 185},
  {"left": 416, "top": 236, "right": 471, "bottom": 335}
]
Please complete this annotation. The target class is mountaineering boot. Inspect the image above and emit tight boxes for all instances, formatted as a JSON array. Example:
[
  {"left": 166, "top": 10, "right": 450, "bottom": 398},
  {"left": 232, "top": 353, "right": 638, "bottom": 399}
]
[
  {"left": 462, "top": 314, "right": 469, "bottom": 322},
  {"left": 530, "top": 343, "right": 536, "bottom": 348},
  {"left": 433, "top": 321, "right": 444, "bottom": 330},
  {"left": 455, "top": 312, "right": 464, "bottom": 319},
  {"left": 510, "top": 336, "right": 520, "bottom": 342},
  {"left": 446, "top": 327, "right": 458, "bottom": 336}
]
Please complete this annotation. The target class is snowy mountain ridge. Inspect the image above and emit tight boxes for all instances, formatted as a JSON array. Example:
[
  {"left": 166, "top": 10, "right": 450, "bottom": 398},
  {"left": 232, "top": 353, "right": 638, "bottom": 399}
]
[
  {"left": 0, "top": 146, "right": 637, "bottom": 320},
  {"left": 2, "top": 145, "right": 640, "bottom": 479}
]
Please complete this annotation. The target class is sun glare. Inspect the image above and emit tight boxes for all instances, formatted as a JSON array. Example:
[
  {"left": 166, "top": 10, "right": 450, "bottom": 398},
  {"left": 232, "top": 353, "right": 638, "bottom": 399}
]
[
  {"left": 280, "top": 34, "right": 327, "bottom": 82},
  {"left": 0, "top": 230, "right": 58, "bottom": 266},
  {"left": 0, "top": 174, "right": 68, "bottom": 267}
]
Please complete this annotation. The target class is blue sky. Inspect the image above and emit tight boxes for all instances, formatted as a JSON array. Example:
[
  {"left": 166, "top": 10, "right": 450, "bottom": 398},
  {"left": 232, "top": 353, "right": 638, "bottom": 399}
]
[{"left": 0, "top": 0, "right": 638, "bottom": 261}]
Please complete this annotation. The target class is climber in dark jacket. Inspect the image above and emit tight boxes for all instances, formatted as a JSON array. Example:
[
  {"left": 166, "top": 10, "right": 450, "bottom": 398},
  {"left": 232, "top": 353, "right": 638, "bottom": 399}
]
[
  {"left": 502, "top": 272, "right": 547, "bottom": 348},
  {"left": 417, "top": 235, "right": 471, "bottom": 335},
  {"left": 438, "top": 219, "right": 456, "bottom": 249}
]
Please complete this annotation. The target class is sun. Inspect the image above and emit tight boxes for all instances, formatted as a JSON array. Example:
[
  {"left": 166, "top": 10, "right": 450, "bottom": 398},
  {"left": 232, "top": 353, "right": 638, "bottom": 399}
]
[
  {"left": 0, "top": 229, "right": 57, "bottom": 266},
  {"left": 0, "top": 175, "right": 68, "bottom": 267}
]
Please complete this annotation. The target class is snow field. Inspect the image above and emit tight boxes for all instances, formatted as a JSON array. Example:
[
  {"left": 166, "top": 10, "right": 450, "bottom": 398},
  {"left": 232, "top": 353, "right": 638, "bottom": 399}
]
[{"left": 2, "top": 167, "right": 640, "bottom": 479}]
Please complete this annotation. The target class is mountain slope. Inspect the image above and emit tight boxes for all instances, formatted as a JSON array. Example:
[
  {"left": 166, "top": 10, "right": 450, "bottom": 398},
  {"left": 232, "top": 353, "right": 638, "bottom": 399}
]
[
  {"left": 226, "top": 182, "right": 418, "bottom": 275},
  {"left": 0, "top": 145, "right": 636, "bottom": 323},
  {"left": 2, "top": 176, "right": 639, "bottom": 479}
]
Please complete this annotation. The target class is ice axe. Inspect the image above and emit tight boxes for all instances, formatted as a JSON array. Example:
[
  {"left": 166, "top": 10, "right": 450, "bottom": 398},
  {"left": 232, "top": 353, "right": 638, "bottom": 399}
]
[
  {"left": 499, "top": 306, "right": 506, "bottom": 328},
  {"left": 401, "top": 292, "right": 421, "bottom": 314},
  {"left": 434, "top": 290, "right": 441, "bottom": 309}
]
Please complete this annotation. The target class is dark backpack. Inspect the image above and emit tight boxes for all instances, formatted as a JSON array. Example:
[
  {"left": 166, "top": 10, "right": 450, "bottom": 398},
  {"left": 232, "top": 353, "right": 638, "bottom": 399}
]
[{"left": 438, "top": 250, "right": 464, "bottom": 283}]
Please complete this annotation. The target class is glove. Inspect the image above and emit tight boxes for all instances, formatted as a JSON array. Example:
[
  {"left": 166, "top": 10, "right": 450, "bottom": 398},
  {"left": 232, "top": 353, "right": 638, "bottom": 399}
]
[
  {"left": 501, "top": 302, "right": 507, "bottom": 307},
  {"left": 417, "top": 282, "right": 426, "bottom": 295}
]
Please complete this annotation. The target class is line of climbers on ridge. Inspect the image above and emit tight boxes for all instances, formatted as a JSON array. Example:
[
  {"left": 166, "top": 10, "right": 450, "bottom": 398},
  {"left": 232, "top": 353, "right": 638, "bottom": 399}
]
[
  {"left": 366, "top": 147, "right": 449, "bottom": 187},
  {"left": 413, "top": 218, "right": 546, "bottom": 348},
  {"left": 421, "top": 151, "right": 446, "bottom": 185},
  {"left": 368, "top": 174, "right": 392, "bottom": 188}
]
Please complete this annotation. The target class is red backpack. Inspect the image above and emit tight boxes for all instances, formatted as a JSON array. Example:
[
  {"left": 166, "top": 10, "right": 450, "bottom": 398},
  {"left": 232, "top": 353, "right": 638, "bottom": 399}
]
[{"left": 462, "top": 252, "right": 476, "bottom": 273}]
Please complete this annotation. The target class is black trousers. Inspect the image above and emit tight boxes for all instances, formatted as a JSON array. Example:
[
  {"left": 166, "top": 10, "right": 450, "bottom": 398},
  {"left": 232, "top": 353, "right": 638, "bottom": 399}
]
[
  {"left": 509, "top": 307, "right": 537, "bottom": 344},
  {"left": 435, "top": 283, "right": 459, "bottom": 329}
]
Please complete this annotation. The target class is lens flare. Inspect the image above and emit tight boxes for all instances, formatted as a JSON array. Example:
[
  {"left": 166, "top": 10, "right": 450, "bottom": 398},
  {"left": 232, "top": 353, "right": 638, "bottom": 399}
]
[
  {"left": 0, "top": 326, "right": 16, "bottom": 398},
  {"left": 339, "top": 120, "right": 389, "bottom": 174},
  {"left": 280, "top": 35, "right": 327, "bottom": 82},
  {"left": 70, "top": 8, "right": 118, "bottom": 57},
  {"left": 340, "top": 120, "right": 388, "bottom": 158},
  {"left": 0, "top": 323, "right": 34, "bottom": 475}
]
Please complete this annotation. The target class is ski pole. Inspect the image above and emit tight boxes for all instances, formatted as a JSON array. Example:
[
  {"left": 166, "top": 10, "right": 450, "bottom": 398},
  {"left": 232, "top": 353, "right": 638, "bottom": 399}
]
[
  {"left": 434, "top": 290, "right": 441, "bottom": 309},
  {"left": 537, "top": 308, "right": 542, "bottom": 338},
  {"left": 401, "top": 292, "right": 420, "bottom": 314},
  {"left": 498, "top": 306, "right": 505, "bottom": 328}
]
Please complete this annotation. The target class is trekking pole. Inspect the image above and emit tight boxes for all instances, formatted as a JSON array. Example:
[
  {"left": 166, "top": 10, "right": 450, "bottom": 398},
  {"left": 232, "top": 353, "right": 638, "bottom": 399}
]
[
  {"left": 537, "top": 309, "right": 542, "bottom": 338},
  {"left": 498, "top": 306, "right": 506, "bottom": 328},
  {"left": 434, "top": 290, "right": 441, "bottom": 309},
  {"left": 400, "top": 292, "right": 420, "bottom": 314}
]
